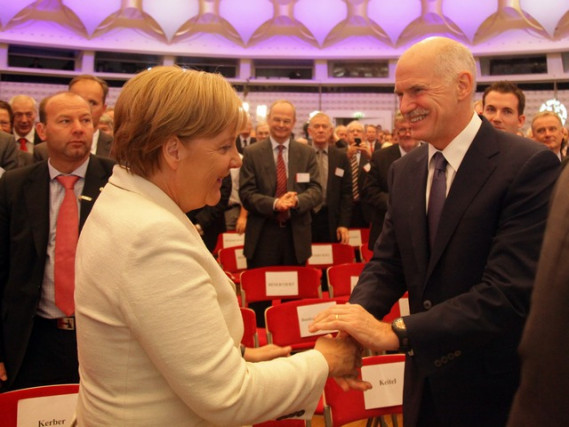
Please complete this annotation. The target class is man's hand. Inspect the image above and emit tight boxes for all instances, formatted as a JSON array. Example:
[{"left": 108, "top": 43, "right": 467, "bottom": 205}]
[
  {"left": 0, "top": 362, "right": 7, "bottom": 382},
  {"left": 336, "top": 227, "right": 350, "bottom": 245},
  {"left": 275, "top": 192, "right": 298, "bottom": 211},
  {"left": 310, "top": 303, "right": 400, "bottom": 353}
]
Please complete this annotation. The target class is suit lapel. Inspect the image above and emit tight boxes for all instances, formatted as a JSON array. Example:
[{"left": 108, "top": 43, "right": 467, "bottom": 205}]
[
  {"left": 426, "top": 122, "right": 499, "bottom": 279},
  {"left": 261, "top": 141, "right": 277, "bottom": 195},
  {"left": 24, "top": 163, "right": 50, "bottom": 257},
  {"left": 288, "top": 141, "right": 300, "bottom": 190},
  {"left": 404, "top": 147, "right": 430, "bottom": 277}
]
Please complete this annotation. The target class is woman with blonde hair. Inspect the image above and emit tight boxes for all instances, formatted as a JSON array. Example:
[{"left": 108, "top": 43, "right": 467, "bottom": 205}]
[{"left": 74, "top": 66, "right": 365, "bottom": 425}]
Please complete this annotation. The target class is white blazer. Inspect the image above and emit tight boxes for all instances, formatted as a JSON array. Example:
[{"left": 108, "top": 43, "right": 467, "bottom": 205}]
[{"left": 74, "top": 166, "right": 328, "bottom": 426}]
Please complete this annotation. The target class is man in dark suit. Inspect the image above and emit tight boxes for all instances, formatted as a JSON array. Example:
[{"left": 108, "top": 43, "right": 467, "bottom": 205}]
[
  {"left": 362, "top": 112, "right": 420, "bottom": 249},
  {"left": 0, "top": 131, "right": 20, "bottom": 176},
  {"left": 309, "top": 37, "right": 560, "bottom": 426},
  {"left": 69, "top": 74, "right": 114, "bottom": 158},
  {"left": 236, "top": 116, "right": 256, "bottom": 154},
  {"left": 10, "top": 95, "right": 42, "bottom": 153},
  {"left": 307, "top": 112, "right": 352, "bottom": 244},
  {"left": 239, "top": 100, "right": 321, "bottom": 323},
  {"left": 507, "top": 164, "right": 569, "bottom": 427},
  {"left": 0, "top": 92, "right": 115, "bottom": 391},
  {"left": 345, "top": 120, "right": 372, "bottom": 229}
]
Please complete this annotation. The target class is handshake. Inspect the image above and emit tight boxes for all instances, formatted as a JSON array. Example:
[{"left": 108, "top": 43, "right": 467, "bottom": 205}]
[{"left": 309, "top": 303, "right": 401, "bottom": 391}]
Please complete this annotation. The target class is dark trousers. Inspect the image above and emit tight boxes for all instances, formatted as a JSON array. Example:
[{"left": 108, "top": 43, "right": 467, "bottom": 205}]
[
  {"left": 247, "top": 220, "right": 302, "bottom": 326},
  {"left": 311, "top": 207, "right": 333, "bottom": 243},
  {"left": 6, "top": 316, "right": 79, "bottom": 391},
  {"left": 349, "top": 201, "right": 368, "bottom": 228}
]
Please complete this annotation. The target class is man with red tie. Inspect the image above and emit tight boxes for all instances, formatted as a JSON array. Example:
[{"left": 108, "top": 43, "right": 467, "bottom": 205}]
[
  {"left": 0, "top": 92, "right": 114, "bottom": 391},
  {"left": 10, "top": 94, "right": 41, "bottom": 153}
]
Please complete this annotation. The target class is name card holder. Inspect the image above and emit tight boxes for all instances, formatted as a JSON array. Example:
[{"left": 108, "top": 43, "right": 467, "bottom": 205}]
[
  {"left": 18, "top": 393, "right": 78, "bottom": 427},
  {"left": 297, "top": 301, "right": 337, "bottom": 337},
  {"left": 307, "top": 244, "right": 333, "bottom": 265},
  {"left": 265, "top": 271, "right": 299, "bottom": 296},
  {"left": 361, "top": 361, "right": 404, "bottom": 410},
  {"left": 222, "top": 233, "right": 245, "bottom": 248}
]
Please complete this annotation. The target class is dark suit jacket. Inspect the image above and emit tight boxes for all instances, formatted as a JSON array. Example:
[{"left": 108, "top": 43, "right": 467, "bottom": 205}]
[
  {"left": 239, "top": 139, "right": 322, "bottom": 265},
  {"left": 320, "top": 145, "right": 353, "bottom": 241},
  {"left": 507, "top": 164, "right": 569, "bottom": 427},
  {"left": 236, "top": 136, "right": 256, "bottom": 155},
  {"left": 0, "top": 155, "right": 115, "bottom": 389},
  {"left": 350, "top": 119, "right": 560, "bottom": 426},
  {"left": 0, "top": 131, "right": 19, "bottom": 173},
  {"left": 33, "top": 131, "right": 113, "bottom": 162},
  {"left": 361, "top": 144, "right": 402, "bottom": 249}
]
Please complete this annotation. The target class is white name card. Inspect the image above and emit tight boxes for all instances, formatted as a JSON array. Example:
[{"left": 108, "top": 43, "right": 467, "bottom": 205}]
[
  {"left": 222, "top": 233, "right": 245, "bottom": 248},
  {"left": 307, "top": 244, "right": 333, "bottom": 265},
  {"left": 350, "top": 276, "right": 359, "bottom": 293},
  {"left": 399, "top": 298, "right": 410, "bottom": 316},
  {"left": 348, "top": 229, "right": 363, "bottom": 247},
  {"left": 296, "top": 301, "right": 337, "bottom": 337},
  {"left": 18, "top": 393, "right": 78, "bottom": 427},
  {"left": 361, "top": 361, "right": 404, "bottom": 410},
  {"left": 265, "top": 271, "right": 299, "bottom": 296},
  {"left": 235, "top": 248, "right": 247, "bottom": 270}
]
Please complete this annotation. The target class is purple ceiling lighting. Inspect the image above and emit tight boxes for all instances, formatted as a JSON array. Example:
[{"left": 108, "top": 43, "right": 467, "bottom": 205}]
[{"left": 397, "top": 0, "right": 469, "bottom": 45}]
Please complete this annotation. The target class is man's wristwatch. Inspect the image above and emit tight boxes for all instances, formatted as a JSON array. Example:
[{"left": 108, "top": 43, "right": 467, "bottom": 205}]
[{"left": 391, "top": 317, "right": 411, "bottom": 352}]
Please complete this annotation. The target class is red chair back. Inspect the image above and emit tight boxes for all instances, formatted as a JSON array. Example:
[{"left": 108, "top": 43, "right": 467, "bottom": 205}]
[
  {"left": 218, "top": 245, "right": 247, "bottom": 284},
  {"left": 0, "top": 384, "right": 79, "bottom": 427},
  {"left": 306, "top": 243, "right": 355, "bottom": 270},
  {"left": 240, "top": 307, "right": 259, "bottom": 348},
  {"left": 326, "top": 262, "right": 365, "bottom": 298},
  {"left": 240, "top": 266, "right": 322, "bottom": 306},
  {"left": 359, "top": 244, "right": 373, "bottom": 263},
  {"left": 265, "top": 298, "right": 341, "bottom": 351},
  {"left": 213, "top": 231, "right": 245, "bottom": 257},
  {"left": 323, "top": 354, "right": 405, "bottom": 427}
]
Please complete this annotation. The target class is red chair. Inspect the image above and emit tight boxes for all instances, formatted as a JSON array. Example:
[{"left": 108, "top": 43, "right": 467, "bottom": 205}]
[
  {"left": 265, "top": 298, "right": 342, "bottom": 352},
  {"left": 0, "top": 383, "right": 79, "bottom": 427},
  {"left": 240, "top": 266, "right": 322, "bottom": 308},
  {"left": 240, "top": 307, "right": 259, "bottom": 348},
  {"left": 360, "top": 244, "right": 374, "bottom": 263},
  {"left": 326, "top": 262, "right": 366, "bottom": 298},
  {"left": 323, "top": 354, "right": 405, "bottom": 427},
  {"left": 306, "top": 243, "right": 355, "bottom": 270},
  {"left": 218, "top": 245, "right": 247, "bottom": 284},
  {"left": 213, "top": 231, "right": 245, "bottom": 257}
]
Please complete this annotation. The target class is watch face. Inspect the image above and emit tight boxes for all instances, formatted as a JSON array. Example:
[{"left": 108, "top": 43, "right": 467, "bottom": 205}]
[{"left": 394, "top": 318, "right": 406, "bottom": 330}]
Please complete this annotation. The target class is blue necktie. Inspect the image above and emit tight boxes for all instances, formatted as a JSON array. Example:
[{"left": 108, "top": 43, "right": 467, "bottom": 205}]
[{"left": 428, "top": 152, "right": 447, "bottom": 249}]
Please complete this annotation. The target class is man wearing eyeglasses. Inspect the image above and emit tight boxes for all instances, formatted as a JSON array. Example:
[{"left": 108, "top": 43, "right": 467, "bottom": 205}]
[
  {"left": 9, "top": 95, "right": 41, "bottom": 153},
  {"left": 362, "top": 112, "right": 420, "bottom": 249},
  {"left": 239, "top": 100, "right": 322, "bottom": 325}
]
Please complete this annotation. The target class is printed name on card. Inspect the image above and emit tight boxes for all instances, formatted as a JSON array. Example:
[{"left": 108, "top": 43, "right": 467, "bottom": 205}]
[
  {"left": 348, "top": 229, "right": 362, "bottom": 246},
  {"left": 265, "top": 271, "right": 299, "bottom": 296},
  {"left": 307, "top": 244, "right": 333, "bottom": 265},
  {"left": 361, "top": 361, "right": 404, "bottom": 410},
  {"left": 222, "top": 233, "right": 245, "bottom": 248},
  {"left": 18, "top": 393, "right": 78, "bottom": 427},
  {"left": 297, "top": 301, "right": 337, "bottom": 337}
]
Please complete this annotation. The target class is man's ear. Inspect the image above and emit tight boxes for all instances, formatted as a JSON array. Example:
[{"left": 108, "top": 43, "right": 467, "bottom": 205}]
[
  {"left": 36, "top": 122, "right": 47, "bottom": 142},
  {"left": 456, "top": 71, "right": 474, "bottom": 101}
]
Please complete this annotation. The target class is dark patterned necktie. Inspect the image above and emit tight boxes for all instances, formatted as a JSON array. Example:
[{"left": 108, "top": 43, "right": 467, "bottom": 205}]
[{"left": 428, "top": 152, "right": 447, "bottom": 249}]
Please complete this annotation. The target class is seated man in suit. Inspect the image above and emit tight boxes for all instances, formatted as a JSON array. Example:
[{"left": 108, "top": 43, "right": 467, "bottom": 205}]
[
  {"left": 0, "top": 92, "right": 115, "bottom": 391},
  {"left": 310, "top": 37, "right": 560, "bottom": 426},
  {"left": 362, "top": 111, "right": 420, "bottom": 249},
  {"left": 307, "top": 112, "right": 352, "bottom": 245}
]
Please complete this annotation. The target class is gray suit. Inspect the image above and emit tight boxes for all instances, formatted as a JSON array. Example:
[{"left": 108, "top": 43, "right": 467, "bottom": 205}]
[{"left": 239, "top": 139, "right": 322, "bottom": 265}]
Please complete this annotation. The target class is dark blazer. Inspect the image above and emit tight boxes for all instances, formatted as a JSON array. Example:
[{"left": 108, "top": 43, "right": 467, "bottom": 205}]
[
  {"left": 239, "top": 139, "right": 322, "bottom": 265},
  {"left": 0, "top": 155, "right": 115, "bottom": 389},
  {"left": 350, "top": 119, "right": 560, "bottom": 426},
  {"left": 361, "top": 144, "right": 402, "bottom": 249},
  {"left": 320, "top": 145, "right": 353, "bottom": 241},
  {"left": 0, "top": 131, "right": 19, "bottom": 173},
  {"left": 508, "top": 164, "right": 569, "bottom": 427},
  {"left": 236, "top": 136, "right": 256, "bottom": 155},
  {"left": 33, "top": 131, "right": 114, "bottom": 162}
]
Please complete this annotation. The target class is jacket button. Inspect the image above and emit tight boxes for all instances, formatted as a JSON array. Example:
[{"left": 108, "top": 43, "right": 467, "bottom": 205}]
[
  {"left": 441, "top": 356, "right": 448, "bottom": 364},
  {"left": 454, "top": 350, "right": 462, "bottom": 357},
  {"left": 434, "top": 360, "right": 442, "bottom": 368},
  {"left": 423, "top": 300, "right": 432, "bottom": 310}
]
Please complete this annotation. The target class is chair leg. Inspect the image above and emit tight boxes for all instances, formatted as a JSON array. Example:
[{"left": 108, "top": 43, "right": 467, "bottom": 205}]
[
  {"left": 391, "top": 413, "right": 400, "bottom": 427},
  {"left": 323, "top": 406, "right": 332, "bottom": 427}
]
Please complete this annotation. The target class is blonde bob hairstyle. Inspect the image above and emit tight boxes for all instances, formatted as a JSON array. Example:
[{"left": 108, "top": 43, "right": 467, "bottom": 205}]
[{"left": 113, "top": 66, "right": 246, "bottom": 178}]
